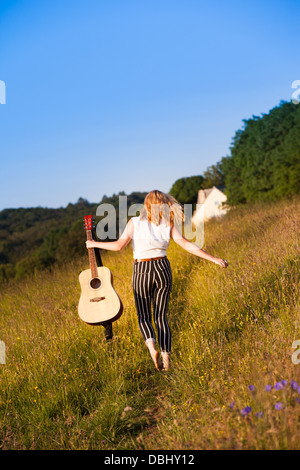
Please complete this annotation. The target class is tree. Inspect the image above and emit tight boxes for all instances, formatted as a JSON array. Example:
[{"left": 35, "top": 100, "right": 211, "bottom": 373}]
[
  {"left": 220, "top": 100, "right": 300, "bottom": 205},
  {"left": 202, "top": 162, "right": 225, "bottom": 189},
  {"left": 169, "top": 175, "right": 204, "bottom": 206}
]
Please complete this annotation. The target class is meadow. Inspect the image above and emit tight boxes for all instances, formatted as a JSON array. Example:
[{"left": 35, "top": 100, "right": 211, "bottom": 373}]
[{"left": 0, "top": 195, "right": 299, "bottom": 450}]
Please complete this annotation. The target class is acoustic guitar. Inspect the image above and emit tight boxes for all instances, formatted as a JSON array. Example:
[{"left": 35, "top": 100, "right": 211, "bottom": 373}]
[{"left": 78, "top": 215, "right": 123, "bottom": 325}]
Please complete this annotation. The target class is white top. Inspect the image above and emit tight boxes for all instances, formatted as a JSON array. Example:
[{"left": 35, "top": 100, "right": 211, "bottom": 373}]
[{"left": 131, "top": 216, "right": 171, "bottom": 259}]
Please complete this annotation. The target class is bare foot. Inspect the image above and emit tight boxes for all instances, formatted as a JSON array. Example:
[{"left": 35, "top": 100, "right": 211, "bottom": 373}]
[{"left": 161, "top": 352, "right": 170, "bottom": 371}]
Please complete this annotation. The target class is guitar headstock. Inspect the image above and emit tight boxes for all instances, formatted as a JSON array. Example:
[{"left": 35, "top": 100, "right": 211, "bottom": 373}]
[{"left": 84, "top": 214, "right": 94, "bottom": 232}]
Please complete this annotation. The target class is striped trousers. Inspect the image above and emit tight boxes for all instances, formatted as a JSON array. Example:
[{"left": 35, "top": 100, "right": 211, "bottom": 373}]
[{"left": 132, "top": 257, "right": 172, "bottom": 353}]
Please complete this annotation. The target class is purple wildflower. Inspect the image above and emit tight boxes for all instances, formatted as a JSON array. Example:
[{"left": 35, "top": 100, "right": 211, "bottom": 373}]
[
  {"left": 291, "top": 380, "right": 299, "bottom": 390},
  {"left": 275, "top": 382, "right": 284, "bottom": 390},
  {"left": 296, "top": 398, "right": 300, "bottom": 404},
  {"left": 281, "top": 380, "right": 287, "bottom": 386},
  {"left": 241, "top": 406, "right": 252, "bottom": 416},
  {"left": 248, "top": 385, "right": 255, "bottom": 391},
  {"left": 265, "top": 384, "right": 272, "bottom": 392},
  {"left": 255, "top": 412, "right": 263, "bottom": 418},
  {"left": 275, "top": 402, "right": 283, "bottom": 410},
  {"left": 230, "top": 401, "right": 235, "bottom": 409}
]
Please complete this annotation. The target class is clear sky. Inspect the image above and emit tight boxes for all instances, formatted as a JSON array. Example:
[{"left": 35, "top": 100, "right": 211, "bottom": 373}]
[{"left": 0, "top": 0, "right": 299, "bottom": 210}]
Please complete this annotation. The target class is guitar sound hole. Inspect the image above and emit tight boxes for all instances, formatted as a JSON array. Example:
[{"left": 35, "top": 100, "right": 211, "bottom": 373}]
[{"left": 90, "top": 277, "right": 101, "bottom": 289}]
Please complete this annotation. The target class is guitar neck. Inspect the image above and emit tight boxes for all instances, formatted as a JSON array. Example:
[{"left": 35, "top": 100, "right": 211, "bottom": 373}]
[{"left": 86, "top": 230, "right": 98, "bottom": 278}]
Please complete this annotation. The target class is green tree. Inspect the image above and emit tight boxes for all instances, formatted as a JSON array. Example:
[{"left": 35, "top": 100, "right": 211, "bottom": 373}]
[
  {"left": 202, "top": 162, "right": 225, "bottom": 189},
  {"left": 169, "top": 175, "right": 204, "bottom": 206},
  {"left": 221, "top": 100, "right": 300, "bottom": 205}
]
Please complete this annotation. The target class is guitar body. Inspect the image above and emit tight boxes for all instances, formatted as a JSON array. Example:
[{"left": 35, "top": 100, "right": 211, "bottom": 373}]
[
  {"left": 78, "top": 215, "right": 123, "bottom": 326},
  {"left": 78, "top": 266, "right": 123, "bottom": 325}
]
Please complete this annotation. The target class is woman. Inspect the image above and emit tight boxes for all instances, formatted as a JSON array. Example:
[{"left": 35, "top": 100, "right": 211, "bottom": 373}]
[{"left": 86, "top": 190, "right": 228, "bottom": 371}]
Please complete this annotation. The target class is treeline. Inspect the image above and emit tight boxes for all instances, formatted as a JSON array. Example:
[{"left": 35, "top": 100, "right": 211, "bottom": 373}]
[
  {"left": 169, "top": 166, "right": 224, "bottom": 208},
  {"left": 222, "top": 100, "right": 300, "bottom": 204},
  {"left": 170, "top": 100, "right": 300, "bottom": 206},
  {"left": 0, "top": 192, "right": 147, "bottom": 282}
]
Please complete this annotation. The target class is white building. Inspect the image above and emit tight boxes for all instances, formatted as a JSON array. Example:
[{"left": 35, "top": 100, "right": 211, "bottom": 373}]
[{"left": 192, "top": 186, "right": 229, "bottom": 225}]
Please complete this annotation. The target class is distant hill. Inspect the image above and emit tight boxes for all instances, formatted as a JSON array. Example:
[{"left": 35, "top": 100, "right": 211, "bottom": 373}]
[{"left": 0, "top": 192, "right": 147, "bottom": 282}]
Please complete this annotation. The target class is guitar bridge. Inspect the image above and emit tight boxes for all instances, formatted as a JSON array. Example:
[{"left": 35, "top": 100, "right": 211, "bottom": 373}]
[{"left": 90, "top": 296, "right": 105, "bottom": 302}]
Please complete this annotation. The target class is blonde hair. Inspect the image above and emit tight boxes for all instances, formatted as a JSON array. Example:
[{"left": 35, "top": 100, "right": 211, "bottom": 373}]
[{"left": 140, "top": 190, "right": 184, "bottom": 226}]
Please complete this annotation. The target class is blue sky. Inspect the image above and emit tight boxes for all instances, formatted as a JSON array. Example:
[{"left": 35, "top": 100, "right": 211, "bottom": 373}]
[{"left": 0, "top": 0, "right": 299, "bottom": 209}]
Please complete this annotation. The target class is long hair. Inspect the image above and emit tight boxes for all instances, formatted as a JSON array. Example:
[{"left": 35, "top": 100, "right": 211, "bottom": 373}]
[{"left": 140, "top": 190, "right": 184, "bottom": 226}]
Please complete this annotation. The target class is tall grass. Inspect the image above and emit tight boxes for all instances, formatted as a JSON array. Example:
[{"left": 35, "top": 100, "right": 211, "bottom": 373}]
[{"left": 0, "top": 195, "right": 299, "bottom": 449}]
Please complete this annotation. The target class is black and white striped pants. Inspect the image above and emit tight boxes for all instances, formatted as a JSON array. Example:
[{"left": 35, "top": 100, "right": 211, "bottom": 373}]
[{"left": 132, "top": 257, "right": 172, "bottom": 353}]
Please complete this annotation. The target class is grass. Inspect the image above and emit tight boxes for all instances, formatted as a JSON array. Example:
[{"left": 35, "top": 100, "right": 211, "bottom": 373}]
[{"left": 0, "top": 195, "right": 299, "bottom": 450}]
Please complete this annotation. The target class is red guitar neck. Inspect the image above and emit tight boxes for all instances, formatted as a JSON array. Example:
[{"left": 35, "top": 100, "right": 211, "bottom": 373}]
[
  {"left": 86, "top": 231, "right": 98, "bottom": 278},
  {"left": 84, "top": 215, "right": 98, "bottom": 279}
]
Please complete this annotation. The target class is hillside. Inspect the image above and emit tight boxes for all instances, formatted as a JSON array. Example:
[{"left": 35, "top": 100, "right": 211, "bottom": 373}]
[
  {"left": 0, "top": 191, "right": 147, "bottom": 282},
  {"left": 0, "top": 194, "right": 299, "bottom": 450}
]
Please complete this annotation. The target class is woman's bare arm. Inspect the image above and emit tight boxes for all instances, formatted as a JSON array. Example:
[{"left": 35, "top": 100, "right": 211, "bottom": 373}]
[
  {"left": 85, "top": 219, "right": 134, "bottom": 252},
  {"left": 170, "top": 225, "right": 228, "bottom": 268}
]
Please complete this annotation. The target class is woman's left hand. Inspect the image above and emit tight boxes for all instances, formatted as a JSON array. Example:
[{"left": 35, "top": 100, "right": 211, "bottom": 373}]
[{"left": 86, "top": 240, "right": 96, "bottom": 249}]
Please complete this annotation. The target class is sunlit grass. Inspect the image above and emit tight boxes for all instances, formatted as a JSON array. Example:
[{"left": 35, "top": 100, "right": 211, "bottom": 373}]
[{"left": 0, "top": 195, "right": 299, "bottom": 449}]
